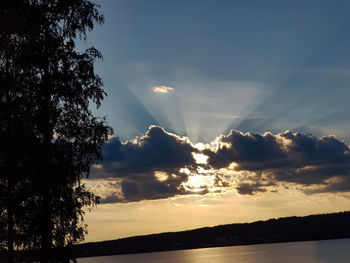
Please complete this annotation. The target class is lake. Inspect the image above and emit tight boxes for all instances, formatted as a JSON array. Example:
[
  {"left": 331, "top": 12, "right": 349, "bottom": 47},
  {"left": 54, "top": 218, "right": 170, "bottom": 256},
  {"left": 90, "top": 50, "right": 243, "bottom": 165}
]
[{"left": 77, "top": 238, "right": 350, "bottom": 263}]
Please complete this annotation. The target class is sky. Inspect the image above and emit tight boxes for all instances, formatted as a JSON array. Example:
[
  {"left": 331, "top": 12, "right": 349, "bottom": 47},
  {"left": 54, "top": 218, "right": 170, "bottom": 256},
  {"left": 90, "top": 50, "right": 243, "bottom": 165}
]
[{"left": 80, "top": 0, "right": 350, "bottom": 242}]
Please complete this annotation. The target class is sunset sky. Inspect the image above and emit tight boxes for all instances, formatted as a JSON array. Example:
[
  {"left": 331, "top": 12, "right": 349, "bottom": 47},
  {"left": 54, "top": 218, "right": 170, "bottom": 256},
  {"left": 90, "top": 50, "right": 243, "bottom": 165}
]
[{"left": 80, "top": 0, "right": 350, "bottom": 242}]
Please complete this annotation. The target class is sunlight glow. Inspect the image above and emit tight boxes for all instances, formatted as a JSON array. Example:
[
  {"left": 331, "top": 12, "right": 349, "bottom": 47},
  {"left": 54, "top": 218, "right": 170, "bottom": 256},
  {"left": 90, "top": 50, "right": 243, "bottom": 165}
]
[
  {"left": 154, "top": 171, "right": 168, "bottom": 182},
  {"left": 183, "top": 175, "right": 215, "bottom": 192},
  {"left": 194, "top": 142, "right": 206, "bottom": 150},
  {"left": 197, "top": 166, "right": 212, "bottom": 174},
  {"left": 228, "top": 162, "right": 239, "bottom": 170},
  {"left": 180, "top": 167, "right": 191, "bottom": 175},
  {"left": 192, "top": 152, "right": 209, "bottom": 164}
]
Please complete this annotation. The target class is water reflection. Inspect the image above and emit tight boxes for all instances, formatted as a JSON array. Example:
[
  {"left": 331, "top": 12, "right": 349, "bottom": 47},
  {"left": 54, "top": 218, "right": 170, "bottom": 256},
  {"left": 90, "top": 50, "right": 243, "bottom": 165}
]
[
  {"left": 313, "top": 239, "right": 350, "bottom": 263},
  {"left": 78, "top": 238, "right": 350, "bottom": 263}
]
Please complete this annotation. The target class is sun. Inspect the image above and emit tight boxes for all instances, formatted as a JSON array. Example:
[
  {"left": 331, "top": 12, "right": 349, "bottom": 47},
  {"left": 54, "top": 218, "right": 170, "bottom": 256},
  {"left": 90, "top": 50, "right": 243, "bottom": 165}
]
[{"left": 184, "top": 174, "right": 216, "bottom": 192}]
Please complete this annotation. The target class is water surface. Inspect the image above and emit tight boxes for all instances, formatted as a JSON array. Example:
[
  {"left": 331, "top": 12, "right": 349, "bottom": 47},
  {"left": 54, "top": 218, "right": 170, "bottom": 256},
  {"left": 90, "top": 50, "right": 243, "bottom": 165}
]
[{"left": 78, "top": 238, "right": 350, "bottom": 263}]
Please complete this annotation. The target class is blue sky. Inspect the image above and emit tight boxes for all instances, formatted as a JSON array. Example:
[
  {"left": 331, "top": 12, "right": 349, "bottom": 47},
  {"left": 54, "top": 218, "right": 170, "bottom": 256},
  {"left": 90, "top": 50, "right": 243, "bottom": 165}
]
[
  {"left": 81, "top": 0, "right": 350, "bottom": 241},
  {"left": 85, "top": 0, "right": 350, "bottom": 143}
]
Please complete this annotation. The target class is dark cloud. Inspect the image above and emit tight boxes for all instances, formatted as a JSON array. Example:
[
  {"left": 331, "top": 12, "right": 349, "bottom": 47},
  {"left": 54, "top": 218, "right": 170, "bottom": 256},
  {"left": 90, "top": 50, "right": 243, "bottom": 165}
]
[
  {"left": 92, "top": 126, "right": 202, "bottom": 202},
  {"left": 204, "top": 130, "right": 288, "bottom": 171},
  {"left": 304, "top": 176, "right": 350, "bottom": 195},
  {"left": 101, "top": 125, "right": 197, "bottom": 176},
  {"left": 206, "top": 130, "right": 350, "bottom": 195},
  {"left": 281, "top": 132, "right": 349, "bottom": 164},
  {"left": 91, "top": 127, "right": 350, "bottom": 203},
  {"left": 236, "top": 182, "right": 267, "bottom": 195},
  {"left": 233, "top": 171, "right": 277, "bottom": 196},
  {"left": 116, "top": 170, "right": 192, "bottom": 203}
]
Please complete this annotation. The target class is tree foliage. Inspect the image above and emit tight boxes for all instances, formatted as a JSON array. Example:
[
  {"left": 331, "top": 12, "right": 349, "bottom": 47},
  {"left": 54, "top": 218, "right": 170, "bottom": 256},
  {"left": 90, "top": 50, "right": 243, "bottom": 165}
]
[{"left": 0, "top": 0, "right": 112, "bottom": 262}]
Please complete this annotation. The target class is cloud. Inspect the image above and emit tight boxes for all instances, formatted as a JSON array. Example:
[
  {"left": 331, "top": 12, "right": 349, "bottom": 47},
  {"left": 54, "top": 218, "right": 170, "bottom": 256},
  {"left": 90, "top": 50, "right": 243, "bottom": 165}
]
[
  {"left": 101, "top": 126, "right": 196, "bottom": 176},
  {"left": 91, "top": 126, "right": 206, "bottom": 203},
  {"left": 152, "top": 85, "right": 174, "bottom": 94},
  {"left": 205, "top": 130, "right": 350, "bottom": 195},
  {"left": 236, "top": 182, "right": 267, "bottom": 195},
  {"left": 89, "top": 126, "right": 350, "bottom": 203},
  {"left": 204, "top": 130, "right": 288, "bottom": 171}
]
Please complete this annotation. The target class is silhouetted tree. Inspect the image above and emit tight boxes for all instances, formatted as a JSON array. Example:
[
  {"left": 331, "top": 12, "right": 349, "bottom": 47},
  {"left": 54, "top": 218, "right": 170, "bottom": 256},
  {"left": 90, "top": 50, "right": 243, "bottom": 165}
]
[
  {"left": 0, "top": 2, "right": 37, "bottom": 260},
  {"left": 0, "top": 0, "right": 112, "bottom": 262}
]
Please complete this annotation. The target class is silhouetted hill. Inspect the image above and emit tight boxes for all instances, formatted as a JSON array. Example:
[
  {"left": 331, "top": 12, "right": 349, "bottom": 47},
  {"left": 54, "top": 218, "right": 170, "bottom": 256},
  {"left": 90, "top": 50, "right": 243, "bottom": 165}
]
[{"left": 74, "top": 211, "right": 350, "bottom": 258}]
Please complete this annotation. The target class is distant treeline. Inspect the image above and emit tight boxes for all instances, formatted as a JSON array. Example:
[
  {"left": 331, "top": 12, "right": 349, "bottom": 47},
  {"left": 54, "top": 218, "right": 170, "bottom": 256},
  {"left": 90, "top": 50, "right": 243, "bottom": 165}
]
[{"left": 73, "top": 211, "right": 350, "bottom": 258}]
